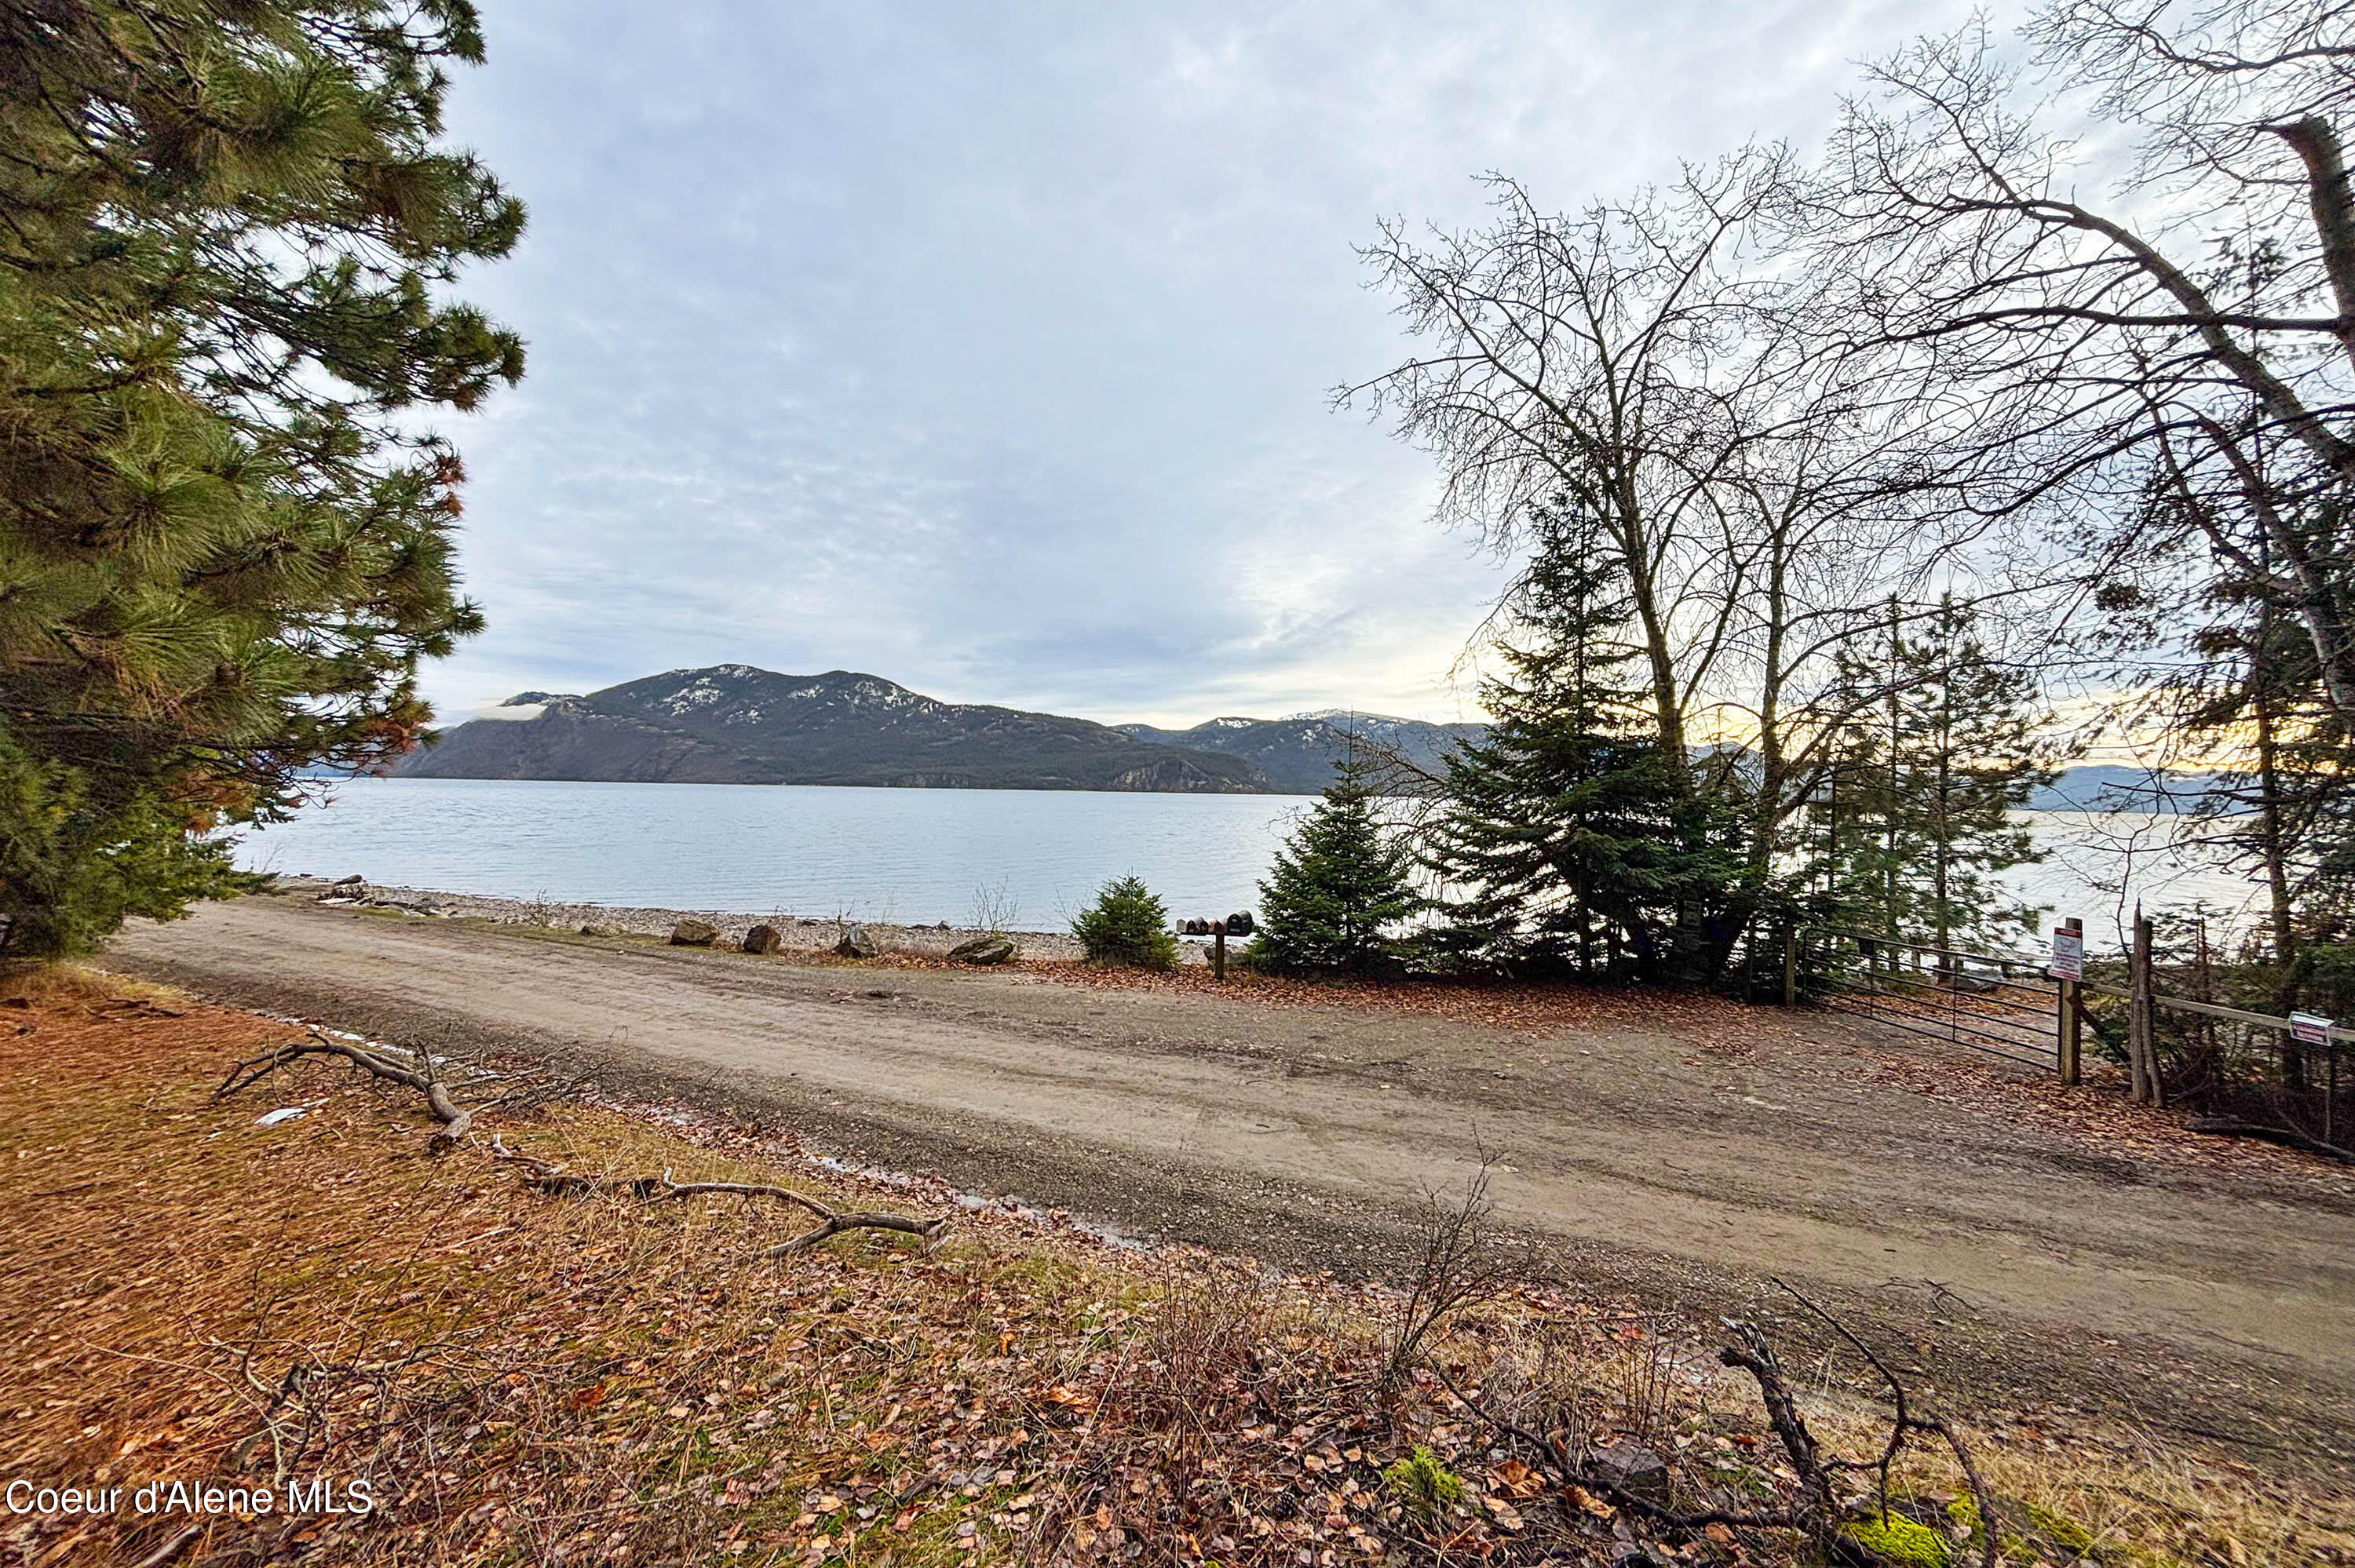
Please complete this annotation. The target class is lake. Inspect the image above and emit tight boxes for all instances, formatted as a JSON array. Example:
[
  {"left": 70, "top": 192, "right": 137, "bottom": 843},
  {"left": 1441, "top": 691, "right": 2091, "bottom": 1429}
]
[
  {"left": 237, "top": 778, "right": 1320, "bottom": 931},
  {"left": 235, "top": 777, "right": 2269, "bottom": 947}
]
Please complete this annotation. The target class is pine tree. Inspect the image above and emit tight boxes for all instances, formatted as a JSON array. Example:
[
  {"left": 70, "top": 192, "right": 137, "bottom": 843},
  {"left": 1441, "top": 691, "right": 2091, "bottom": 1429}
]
[
  {"left": 1820, "top": 596, "right": 2055, "bottom": 951},
  {"left": 2156, "top": 525, "right": 2355, "bottom": 1074},
  {"left": 0, "top": 3, "right": 525, "bottom": 954},
  {"left": 1428, "top": 501, "right": 1742, "bottom": 980},
  {"left": 1251, "top": 757, "right": 1422, "bottom": 975}
]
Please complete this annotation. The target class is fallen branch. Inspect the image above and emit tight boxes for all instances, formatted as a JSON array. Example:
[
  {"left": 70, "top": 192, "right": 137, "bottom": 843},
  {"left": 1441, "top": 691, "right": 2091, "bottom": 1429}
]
[
  {"left": 2187, "top": 1115, "right": 2355, "bottom": 1162},
  {"left": 652, "top": 1169, "right": 952, "bottom": 1254},
  {"left": 485, "top": 1136, "right": 652, "bottom": 1195},
  {"left": 218, "top": 1030, "right": 487, "bottom": 1150},
  {"left": 1773, "top": 1278, "right": 1997, "bottom": 1568},
  {"left": 126, "top": 1522, "right": 205, "bottom": 1568},
  {"left": 486, "top": 1139, "right": 948, "bottom": 1253},
  {"left": 219, "top": 1035, "right": 950, "bottom": 1254},
  {"left": 1433, "top": 1286, "right": 1998, "bottom": 1567},
  {"left": 1715, "top": 1316, "right": 1836, "bottom": 1526}
]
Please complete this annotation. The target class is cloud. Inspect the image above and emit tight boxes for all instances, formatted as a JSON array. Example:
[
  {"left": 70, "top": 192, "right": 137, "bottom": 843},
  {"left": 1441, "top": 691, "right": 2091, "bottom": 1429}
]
[{"left": 423, "top": 0, "right": 1997, "bottom": 726}]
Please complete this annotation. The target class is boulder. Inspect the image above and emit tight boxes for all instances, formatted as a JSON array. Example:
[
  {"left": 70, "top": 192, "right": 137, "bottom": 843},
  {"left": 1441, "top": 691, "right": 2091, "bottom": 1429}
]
[
  {"left": 669, "top": 918, "right": 721, "bottom": 947},
  {"left": 947, "top": 935, "right": 1018, "bottom": 966},
  {"left": 834, "top": 924, "right": 879, "bottom": 959},
  {"left": 579, "top": 923, "right": 623, "bottom": 938},
  {"left": 742, "top": 924, "right": 783, "bottom": 955},
  {"left": 1225, "top": 910, "right": 1255, "bottom": 936},
  {"left": 1590, "top": 1441, "right": 1669, "bottom": 1503}
]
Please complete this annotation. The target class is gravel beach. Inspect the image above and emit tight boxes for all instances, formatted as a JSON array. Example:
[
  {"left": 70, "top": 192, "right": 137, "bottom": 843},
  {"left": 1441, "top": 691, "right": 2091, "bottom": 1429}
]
[{"left": 279, "top": 876, "right": 1118, "bottom": 961}]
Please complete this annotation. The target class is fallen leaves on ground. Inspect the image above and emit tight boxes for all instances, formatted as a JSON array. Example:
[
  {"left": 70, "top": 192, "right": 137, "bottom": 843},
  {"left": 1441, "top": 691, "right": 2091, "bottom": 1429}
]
[{"left": 2, "top": 972, "right": 2346, "bottom": 1567}]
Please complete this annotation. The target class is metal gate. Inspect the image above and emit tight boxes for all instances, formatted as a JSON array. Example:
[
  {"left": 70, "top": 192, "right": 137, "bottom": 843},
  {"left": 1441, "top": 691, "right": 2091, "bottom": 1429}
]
[{"left": 1797, "top": 927, "right": 2061, "bottom": 1073}]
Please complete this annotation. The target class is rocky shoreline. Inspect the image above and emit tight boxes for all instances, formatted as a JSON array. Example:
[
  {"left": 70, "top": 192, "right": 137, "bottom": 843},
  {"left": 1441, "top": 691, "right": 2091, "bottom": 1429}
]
[{"left": 274, "top": 876, "right": 1126, "bottom": 962}]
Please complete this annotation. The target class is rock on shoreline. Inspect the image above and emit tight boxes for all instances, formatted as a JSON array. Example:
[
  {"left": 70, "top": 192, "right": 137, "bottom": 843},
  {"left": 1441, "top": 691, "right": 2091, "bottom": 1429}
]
[{"left": 276, "top": 877, "right": 1093, "bottom": 962}]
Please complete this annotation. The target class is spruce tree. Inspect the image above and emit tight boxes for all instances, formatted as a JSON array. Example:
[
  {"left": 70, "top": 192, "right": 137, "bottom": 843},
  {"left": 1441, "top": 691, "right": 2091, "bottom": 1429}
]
[
  {"left": 0, "top": 2, "right": 525, "bottom": 954},
  {"left": 1072, "top": 876, "right": 1179, "bottom": 970},
  {"left": 1251, "top": 756, "right": 1422, "bottom": 975},
  {"left": 1428, "top": 501, "right": 1741, "bottom": 980}
]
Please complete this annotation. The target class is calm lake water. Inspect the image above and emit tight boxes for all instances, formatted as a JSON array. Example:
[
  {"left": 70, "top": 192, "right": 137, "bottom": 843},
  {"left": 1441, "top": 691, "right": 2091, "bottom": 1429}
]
[
  {"left": 237, "top": 778, "right": 1322, "bottom": 929},
  {"left": 235, "top": 777, "right": 2268, "bottom": 946}
]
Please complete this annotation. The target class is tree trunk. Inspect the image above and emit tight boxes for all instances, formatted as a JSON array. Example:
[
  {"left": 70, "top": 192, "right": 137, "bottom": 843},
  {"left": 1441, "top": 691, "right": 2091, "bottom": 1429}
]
[
  {"left": 2270, "top": 116, "right": 2355, "bottom": 377},
  {"left": 2130, "top": 911, "right": 2164, "bottom": 1107},
  {"left": 2251, "top": 618, "right": 2306, "bottom": 1092}
]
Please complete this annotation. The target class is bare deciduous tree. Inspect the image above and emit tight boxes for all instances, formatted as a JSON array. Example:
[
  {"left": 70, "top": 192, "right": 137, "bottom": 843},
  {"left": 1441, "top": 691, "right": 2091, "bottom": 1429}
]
[{"left": 1804, "top": 2, "right": 2355, "bottom": 719}]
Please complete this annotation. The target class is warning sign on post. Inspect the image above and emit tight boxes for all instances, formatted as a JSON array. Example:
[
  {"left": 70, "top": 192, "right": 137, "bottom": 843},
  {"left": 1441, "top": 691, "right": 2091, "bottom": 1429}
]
[
  {"left": 2290, "top": 1012, "right": 2335, "bottom": 1046},
  {"left": 2049, "top": 928, "right": 2084, "bottom": 982}
]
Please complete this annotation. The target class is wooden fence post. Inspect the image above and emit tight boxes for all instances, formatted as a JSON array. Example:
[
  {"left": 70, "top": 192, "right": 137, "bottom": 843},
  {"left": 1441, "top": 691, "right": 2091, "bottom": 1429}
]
[
  {"left": 2130, "top": 909, "right": 2160, "bottom": 1106},
  {"left": 1783, "top": 927, "right": 1798, "bottom": 1008},
  {"left": 2057, "top": 916, "right": 2082, "bottom": 1086},
  {"left": 1211, "top": 922, "right": 1226, "bottom": 983}
]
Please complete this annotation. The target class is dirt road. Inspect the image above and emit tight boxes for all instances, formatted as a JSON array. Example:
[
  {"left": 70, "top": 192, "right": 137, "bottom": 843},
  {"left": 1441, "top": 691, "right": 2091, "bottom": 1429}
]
[{"left": 109, "top": 894, "right": 2355, "bottom": 1453}]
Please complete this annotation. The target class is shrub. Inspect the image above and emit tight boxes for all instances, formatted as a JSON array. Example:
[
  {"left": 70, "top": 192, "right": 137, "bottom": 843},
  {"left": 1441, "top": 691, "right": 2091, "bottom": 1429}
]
[{"left": 1071, "top": 876, "right": 1179, "bottom": 969}]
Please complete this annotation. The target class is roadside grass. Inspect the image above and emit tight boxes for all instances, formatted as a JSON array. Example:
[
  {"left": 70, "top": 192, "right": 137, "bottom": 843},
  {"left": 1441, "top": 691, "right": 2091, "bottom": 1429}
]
[{"left": 1, "top": 968, "right": 2345, "bottom": 1566}]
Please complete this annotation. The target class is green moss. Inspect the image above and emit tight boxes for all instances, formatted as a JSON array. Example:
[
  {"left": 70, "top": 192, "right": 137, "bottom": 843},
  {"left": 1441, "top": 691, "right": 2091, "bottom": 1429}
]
[
  {"left": 1841, "top": 1511, "right": 1955, "bottom": 1567},
  {"left": 1382, "top": 1446, "right": 1465, "bottom": 1518},
  {"left": 2025, "top": 1503, "right": 2097, "bottom": 1555}
]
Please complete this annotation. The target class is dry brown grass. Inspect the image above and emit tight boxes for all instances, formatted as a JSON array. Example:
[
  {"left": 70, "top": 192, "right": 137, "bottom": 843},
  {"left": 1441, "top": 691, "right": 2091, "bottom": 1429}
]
[{"left": 0, "top": 972, "right": 2346, "bottom": 1567}]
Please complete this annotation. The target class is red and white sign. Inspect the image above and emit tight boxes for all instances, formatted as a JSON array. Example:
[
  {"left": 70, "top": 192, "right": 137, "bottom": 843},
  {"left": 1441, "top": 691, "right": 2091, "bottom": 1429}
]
[
  {"left": 2048, "top": 928, "right": 2084, "bottom": 982},
  {"left": 2290, "top": 1012, "right": 2334, "bottom": 1047}
]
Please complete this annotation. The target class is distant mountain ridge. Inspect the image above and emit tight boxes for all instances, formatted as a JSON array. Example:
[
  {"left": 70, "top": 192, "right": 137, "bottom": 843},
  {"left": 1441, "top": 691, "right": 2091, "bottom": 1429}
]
[
  {"left": 1116, "top": 713, "right": 1486, "bottom": 794},
  {"left": 2024, "top": 764, "right": 2222, "bottom": 813},
  {"left": 389, "top": 665, "right": 1269, "bottom": 793},
  {"left": 384, "top": 672, "right": 2223, "bottom": 808}
]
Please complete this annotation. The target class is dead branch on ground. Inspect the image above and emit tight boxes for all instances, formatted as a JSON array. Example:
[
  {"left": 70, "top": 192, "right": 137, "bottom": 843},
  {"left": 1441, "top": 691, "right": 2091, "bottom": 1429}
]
[
  {"left": 1771, "top": 1278, "right": 1998, "bottom": 1568},
  {"left": 488, "top": 1140, "right": 951, "bottom": 1254},
  {"left": 217, "top": 1030, "right": 487, "bottom": 1150},
  {"left": 654, "top": 1168, "right": 951, "bottom": 1254},
  {"left": 216, "top": 1032, "right": 951, "bottom": 1253},
  {"left": 1430, "top": 1279, "right": 1999, "bottom": 1566},
  {"left": 2188, "top": 1115, "right": 2355, "bottom": 1162}
]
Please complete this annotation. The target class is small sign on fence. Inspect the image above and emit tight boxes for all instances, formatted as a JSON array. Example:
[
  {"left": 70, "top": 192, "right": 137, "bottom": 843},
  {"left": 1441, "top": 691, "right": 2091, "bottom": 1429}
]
[
  {"left": 2290, "top": 1011, "right": 2335, "bottom": 1046},
  {"left": 2048, "top": 927, "right": 2084, "bottom": 982}
]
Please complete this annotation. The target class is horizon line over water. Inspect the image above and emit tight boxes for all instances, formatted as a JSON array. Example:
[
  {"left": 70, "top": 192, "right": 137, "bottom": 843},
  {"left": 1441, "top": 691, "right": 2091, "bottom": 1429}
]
[
  {"left": 238, "top": 775, "right": 1324, "bottom": 931},
  {"left": 234, "top": 776, "right": 2264, "bottom": 953}
]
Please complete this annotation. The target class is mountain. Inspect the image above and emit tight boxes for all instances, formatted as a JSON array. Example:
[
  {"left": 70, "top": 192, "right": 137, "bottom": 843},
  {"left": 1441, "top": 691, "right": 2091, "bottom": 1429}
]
[
  {"left": 2024, "top": 765, "right": 2222, "bottom": 813},
  {"left": 1115, "top": 712, "right": 1486, "bottom": 794},
  {"left": 388, "top": 666, "right": 1271, "bottom": 793}
]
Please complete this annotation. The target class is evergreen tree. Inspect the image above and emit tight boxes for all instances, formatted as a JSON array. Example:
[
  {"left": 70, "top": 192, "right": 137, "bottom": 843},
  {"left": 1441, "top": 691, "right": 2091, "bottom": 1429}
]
[
  {"left": 1428, "top": 501, "right": 1743, "bottom": 980},
  {"left": 1072, "top": 876, "right": 1179, "bottom": 970},
  {"left": 1820, "top": 596, "right": 2056, "bottom": 950},
  {"left": 1251, "top": 756, "right": 1422, "bottom": 975},
  {"left": 2149, "top": 511, "right": 2355, "bottom": 1073},
  {"left": 0, "top": 2, "right": 525, "bottom": 954}
]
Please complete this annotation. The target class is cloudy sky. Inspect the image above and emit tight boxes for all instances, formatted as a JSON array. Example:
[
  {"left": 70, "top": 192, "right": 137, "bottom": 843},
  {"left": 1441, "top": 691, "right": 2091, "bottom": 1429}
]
[{"left": 429, "top": 0, "right": 1997, "bottom": 728}]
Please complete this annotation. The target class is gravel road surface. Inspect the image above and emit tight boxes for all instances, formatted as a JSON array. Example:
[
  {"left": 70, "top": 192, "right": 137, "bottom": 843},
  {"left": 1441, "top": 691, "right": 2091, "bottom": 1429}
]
[{"left": 108, "top": 892, "right": 2355, "bottom": 1460}]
